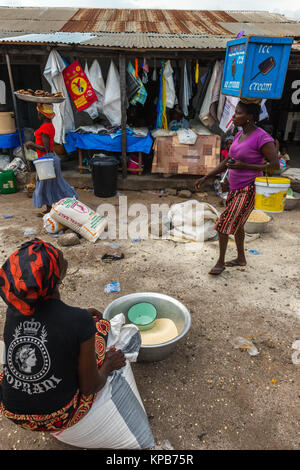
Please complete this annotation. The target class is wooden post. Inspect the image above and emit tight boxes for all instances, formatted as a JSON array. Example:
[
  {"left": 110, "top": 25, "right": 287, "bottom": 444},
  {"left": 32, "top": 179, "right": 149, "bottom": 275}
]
[
  {"left": 5, "top": 52, "right": 29, "bottom": 171},
  {"left": 119, "top": 54, "right": 127, "bottom": 179}
]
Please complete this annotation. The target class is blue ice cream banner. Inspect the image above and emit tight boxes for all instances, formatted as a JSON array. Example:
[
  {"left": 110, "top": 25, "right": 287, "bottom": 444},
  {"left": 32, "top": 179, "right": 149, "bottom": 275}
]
[{"left": 221, "top": 36, "right": 293, "bottom": 99}]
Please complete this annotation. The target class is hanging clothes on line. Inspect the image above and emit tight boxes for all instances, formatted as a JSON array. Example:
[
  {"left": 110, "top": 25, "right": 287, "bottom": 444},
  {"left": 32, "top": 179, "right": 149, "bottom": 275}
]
[
  {"left": 103, "top": 61, "right": 121, "bottom": 127},
  {"left": 194, "top": 64, "right": 214, "bottom": 115},
  {"left": 156, "top": 62, "right": 168, "bottom": 130},
  {"left": 209, "top": 60, "right": 224, "bottom": 123},
  {"left": 152, "top": 58, "right": 157, "bottom": 81},
  {"left": 163, "top": 60, "right": 177, "bottom": 109},
  {"left": 84, "top": 60, "right": 106, "bottom": 120},
  {"left": 182, "top": 60, "right": 192, "bottom": 117},
  {"left": 127, "top": 61, "right": 147, "bottom": 105},
  {"left": 195, "top": 60, "right": 199, "bottom": 84},
  {"left": 142, "top": 58, "right": 149, "bottom": 84},
  {"left": 44, "top": 50, "right": 75, "bottom": 144},
  {"left": 135, "top": 58, "right": 139, "bottom": 78},
  {"left": 199, "top": 61, "right": 220, "bottom": 128}
]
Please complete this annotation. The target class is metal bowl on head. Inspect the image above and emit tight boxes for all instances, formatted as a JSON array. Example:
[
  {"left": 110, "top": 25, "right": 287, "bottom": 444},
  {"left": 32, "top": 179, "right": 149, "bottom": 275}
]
[{"left": 103, "top": 292, "right": 191, "bottom": 362}]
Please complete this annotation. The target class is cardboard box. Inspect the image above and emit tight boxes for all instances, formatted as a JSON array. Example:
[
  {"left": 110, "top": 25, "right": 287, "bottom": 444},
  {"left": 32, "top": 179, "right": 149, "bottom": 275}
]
[{"left": 151, "top": 134, "right": 221, "bottom": 175}]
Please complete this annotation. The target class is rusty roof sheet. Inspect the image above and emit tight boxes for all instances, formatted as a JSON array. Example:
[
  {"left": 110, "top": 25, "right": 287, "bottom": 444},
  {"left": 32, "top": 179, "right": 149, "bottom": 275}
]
[
  {"left": 61, "top": 9, "right": 237, "bottom": 34},
  {"left": 0, "top": 8, "right": 298, "bottom": 41}
]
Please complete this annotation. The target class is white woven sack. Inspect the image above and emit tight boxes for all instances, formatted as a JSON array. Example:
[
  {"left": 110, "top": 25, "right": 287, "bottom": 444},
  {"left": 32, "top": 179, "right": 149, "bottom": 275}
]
[
  {"left": 50, "top": 198, "right": 108, "bottom": 243},
  {"left": 168, "top": 200, "right": 219, "bottom": 242},
  {"left": 52, "top": 314, "right": 154, "bottom": 449},
  {"left": 43, "top": 213, "right": 64, "bottom": 234}
]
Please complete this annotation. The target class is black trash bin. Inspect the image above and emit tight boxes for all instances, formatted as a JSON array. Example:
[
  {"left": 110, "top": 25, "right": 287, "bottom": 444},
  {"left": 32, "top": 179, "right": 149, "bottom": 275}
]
[{"left": 90, "top": 154, "right": 119, "bottom": 198}]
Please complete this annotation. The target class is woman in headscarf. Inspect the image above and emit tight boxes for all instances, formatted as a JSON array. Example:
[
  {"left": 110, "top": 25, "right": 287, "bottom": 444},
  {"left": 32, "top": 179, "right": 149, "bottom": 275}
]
[
  {"left": 0, "top": 239, "right": 154, "bottom": 449},
  {"left": 25, "top": 103, "right": 77, "bottom": 216},
  {"left": 195, "top": 100, "right": 279, "bottom": 275}
]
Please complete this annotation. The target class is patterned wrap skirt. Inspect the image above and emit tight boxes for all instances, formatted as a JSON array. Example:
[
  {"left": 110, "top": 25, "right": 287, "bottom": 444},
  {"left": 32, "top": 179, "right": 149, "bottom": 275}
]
[
  {"left": 0, "top": 315, "right": 109, "bottom": 433},
  {"left": 33, "top": 152, "right": 78, "bottom": 208},
  {"left": 215, "top": 183, "right": 255, "bottom": 235}
]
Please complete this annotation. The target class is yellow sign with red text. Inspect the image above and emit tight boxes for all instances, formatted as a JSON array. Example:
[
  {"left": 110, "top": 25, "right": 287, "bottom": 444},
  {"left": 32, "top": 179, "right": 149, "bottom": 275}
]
[{"left": 63, "top": 61, "right": 98, "bottom": 111}]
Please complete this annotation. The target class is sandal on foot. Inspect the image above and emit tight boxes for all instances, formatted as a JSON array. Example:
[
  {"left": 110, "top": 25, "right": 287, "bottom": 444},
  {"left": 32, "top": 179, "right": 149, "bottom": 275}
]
[
  {"left": 208, "top": 266, "right": 225, "bottom": 275},
  {"left": 225, "top": 260, "right": 246, "bottom": 267}
]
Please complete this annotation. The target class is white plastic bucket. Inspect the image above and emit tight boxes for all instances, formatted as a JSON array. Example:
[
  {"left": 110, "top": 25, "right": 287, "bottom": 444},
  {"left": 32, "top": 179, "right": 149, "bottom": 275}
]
[
  {"left": 33, "top": 157, "right": 55, "bottom": 180},
  {"left": 254, "top": 177, "right": 290, "bottom": 213}
]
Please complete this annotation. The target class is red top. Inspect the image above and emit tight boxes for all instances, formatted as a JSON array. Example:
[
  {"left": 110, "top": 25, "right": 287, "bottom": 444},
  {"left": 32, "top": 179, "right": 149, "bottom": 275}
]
[
  {"left": 34, "top": 122, "right": 55, "bottom": 158},
  {"left": 221, "top": 149, "right": 229, "bottom": 161}
]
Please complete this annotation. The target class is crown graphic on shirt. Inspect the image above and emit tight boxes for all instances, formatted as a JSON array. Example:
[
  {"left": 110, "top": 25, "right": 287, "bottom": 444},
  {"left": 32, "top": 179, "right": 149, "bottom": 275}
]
[{"left": 23, "top": 318, "right": 41, "bottom": 336}]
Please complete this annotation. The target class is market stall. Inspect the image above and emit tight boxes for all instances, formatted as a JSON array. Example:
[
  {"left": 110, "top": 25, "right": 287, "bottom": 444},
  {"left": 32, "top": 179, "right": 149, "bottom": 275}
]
[{"left": 64, "top": 127, "right": 153, "bottom": 175}]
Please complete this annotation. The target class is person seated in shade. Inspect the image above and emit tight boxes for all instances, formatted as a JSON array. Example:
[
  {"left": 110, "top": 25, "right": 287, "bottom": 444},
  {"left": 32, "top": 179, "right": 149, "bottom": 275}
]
[
  {"left": 279, "top": 144, "right": 290, "bottom": 166},
  {"left": 220, "top": 136, "right": 234, "bottom": 161},
  {"left": 169, "top": 107, "right": 189, "bottom": 131}
]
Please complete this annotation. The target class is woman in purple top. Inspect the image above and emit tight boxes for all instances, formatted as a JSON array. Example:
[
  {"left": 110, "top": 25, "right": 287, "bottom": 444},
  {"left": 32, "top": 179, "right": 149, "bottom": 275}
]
[{"left": 195, "top": 101, "right": 279, "bottom": 275}]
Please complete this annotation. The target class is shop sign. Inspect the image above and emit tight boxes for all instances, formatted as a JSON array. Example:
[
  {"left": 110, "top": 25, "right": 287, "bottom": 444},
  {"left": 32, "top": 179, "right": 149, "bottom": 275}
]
[
  {"left": 63, "top": 61, "right": 98, "bottom": 112},
  {"left": 221, "top": 36, "right": 293, "bottom": 99}
]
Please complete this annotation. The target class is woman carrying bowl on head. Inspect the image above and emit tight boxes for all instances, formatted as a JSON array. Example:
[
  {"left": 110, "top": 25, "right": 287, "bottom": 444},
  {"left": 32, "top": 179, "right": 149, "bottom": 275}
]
[
  {"left": 195, "top": 100, "right": 279, "bottom": 275},
  {"left": 25, "top": 103, "right": 78, "bottom": 217}
]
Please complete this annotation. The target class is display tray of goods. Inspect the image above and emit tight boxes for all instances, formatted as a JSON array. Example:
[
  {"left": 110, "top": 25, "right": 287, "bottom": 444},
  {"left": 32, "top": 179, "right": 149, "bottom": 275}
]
[{"left": 15, "top": 89, "right": 65, "bottom": 103}]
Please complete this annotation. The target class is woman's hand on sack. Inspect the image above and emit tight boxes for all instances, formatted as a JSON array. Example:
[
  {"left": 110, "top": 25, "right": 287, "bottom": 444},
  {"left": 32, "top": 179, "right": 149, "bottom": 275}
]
[
  {"left": 104, "top": 348, "right": 126, "bottom": 372},
  {"left": 87, "top": 308, "right": 103, "bottom": 319},
  {"left": 226, "top": 160, "right": 248, "bottom": 170},
  {"left": 195, "top": 176, "right": 207, "bottom": 191}
]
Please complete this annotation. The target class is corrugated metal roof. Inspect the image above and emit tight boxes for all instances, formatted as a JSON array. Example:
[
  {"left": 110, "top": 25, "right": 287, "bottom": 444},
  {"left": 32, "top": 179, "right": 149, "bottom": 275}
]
[
  {"left": 218, "top": 22, "right": 300, "bottom": 37},
  {"left": 224, "top": 11, "right": 294, "bottom": 23},
  {"left": 0, "top": 8, "right": 299, "bottom": 51},
  {"left": 0, "top": 32, "right": 96, "bottom": 44},
  {"left": 0, "top": 32, "right": 230, "bottom": 49},
  {"left": 0, "top": 8, "right": 298, "bottom": 37},
  {"left": 0, "top": 20, "right": 68, "bottom": 33},
  {"left": 61, "top": 9, "right": 237, "bottom": 34},
  {"left": 81, "top": 33, "right": 230, "bottom": 49}
]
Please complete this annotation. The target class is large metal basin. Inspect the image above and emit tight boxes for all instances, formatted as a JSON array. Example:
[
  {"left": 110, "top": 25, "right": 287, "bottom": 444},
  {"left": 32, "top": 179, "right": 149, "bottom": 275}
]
[{"left": 103, "top": 292, "right": 191, "bottom": 362}]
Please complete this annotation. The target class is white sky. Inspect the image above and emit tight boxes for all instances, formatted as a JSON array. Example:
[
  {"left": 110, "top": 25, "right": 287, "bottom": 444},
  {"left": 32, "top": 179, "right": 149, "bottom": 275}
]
[{"left": 0, "top": 0, "right": 300, "bottom": 20}]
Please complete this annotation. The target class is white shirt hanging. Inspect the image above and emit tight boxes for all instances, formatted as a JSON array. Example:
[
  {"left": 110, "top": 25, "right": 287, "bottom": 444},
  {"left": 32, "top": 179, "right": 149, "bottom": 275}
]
[
  {"left": 44, "top": 50, "right": 75, "bottom": 144},
  {"left": 163, "top": 61, "right": 177, "bottom": 109},
  {"left": 84, "top": 60, "right": 106, "bottom": 120},
  {"left": 182, "top": 61, "right": 192, "bottom": 117},
  {"left": 103, "top": 61, "right": 121, "bottom": 127}
]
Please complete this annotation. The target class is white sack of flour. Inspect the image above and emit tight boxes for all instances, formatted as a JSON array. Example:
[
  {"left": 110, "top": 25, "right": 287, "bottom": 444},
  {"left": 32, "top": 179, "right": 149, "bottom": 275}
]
[{"left": 50, "top": 198, "right": 108, "bottom": 243}]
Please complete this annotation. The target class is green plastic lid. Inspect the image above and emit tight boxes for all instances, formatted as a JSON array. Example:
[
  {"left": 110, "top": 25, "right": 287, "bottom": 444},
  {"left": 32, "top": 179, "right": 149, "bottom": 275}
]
[{"left": 128, "top": 302, "right": 157, "bottom": 326}]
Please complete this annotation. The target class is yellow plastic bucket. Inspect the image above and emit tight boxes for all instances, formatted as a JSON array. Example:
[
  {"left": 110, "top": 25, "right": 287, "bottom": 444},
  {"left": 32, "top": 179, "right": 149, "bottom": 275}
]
[{"left": 255, "top": 176, "right": 290, "bottom": 213}]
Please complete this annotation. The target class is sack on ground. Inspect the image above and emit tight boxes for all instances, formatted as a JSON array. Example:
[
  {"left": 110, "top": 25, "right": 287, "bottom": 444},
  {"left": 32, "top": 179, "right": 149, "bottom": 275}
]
[
  {"left": 43, "top": 213, "right": 64, "bottom": 234},
  {"left": 52, "top": 314, "right": 155, "bottom": 449},
  {"left": 50, "top": 198, "right": 108, "bottom": 243},
  {"left": 168, "top": 200, "right": 219, "bottom": 241}
]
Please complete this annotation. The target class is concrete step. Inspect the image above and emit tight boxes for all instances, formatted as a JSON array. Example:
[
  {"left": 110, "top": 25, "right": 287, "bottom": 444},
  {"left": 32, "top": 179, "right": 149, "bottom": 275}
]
[{"left": 62, "top": 170, "right": 213, "bottom": 193}]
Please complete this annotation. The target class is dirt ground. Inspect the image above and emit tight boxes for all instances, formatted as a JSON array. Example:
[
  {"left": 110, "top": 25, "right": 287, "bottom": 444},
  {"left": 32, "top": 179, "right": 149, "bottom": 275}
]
[{"left": 0, "top": 188, "right": 299, "bottom": 451}]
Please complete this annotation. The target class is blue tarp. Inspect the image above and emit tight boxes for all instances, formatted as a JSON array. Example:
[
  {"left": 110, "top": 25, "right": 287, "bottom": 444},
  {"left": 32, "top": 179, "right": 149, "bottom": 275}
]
[
  {"left": 64, "top": 130, "right": 153, "bottom": 155},
  {"left": 0, "top": 131, "right": 24, "bottom": 149}
]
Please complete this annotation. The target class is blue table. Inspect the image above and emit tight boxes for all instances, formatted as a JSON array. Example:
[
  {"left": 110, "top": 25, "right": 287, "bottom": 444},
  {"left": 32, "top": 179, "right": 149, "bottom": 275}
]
[
  {"left": 0, "top": 131, "right": 24, "bottom": 149},
  {"left": 65, "top": 130, "right": 153, "bottom": 174}
]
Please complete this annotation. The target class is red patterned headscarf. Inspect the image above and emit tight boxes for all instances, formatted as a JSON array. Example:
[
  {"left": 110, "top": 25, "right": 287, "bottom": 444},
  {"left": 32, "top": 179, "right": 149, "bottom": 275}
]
[{"left": 0, "top": 239, "right": 61, "bottom": 316}]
